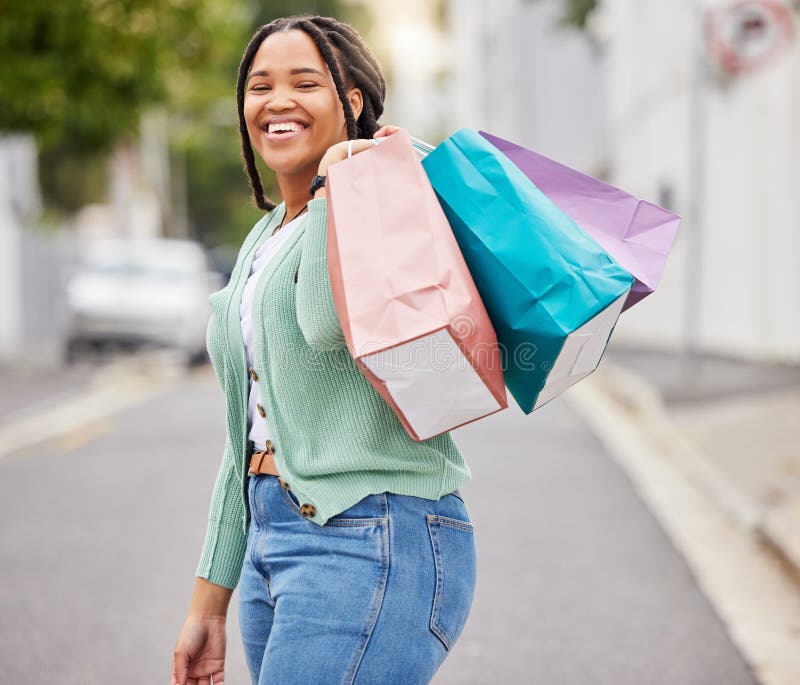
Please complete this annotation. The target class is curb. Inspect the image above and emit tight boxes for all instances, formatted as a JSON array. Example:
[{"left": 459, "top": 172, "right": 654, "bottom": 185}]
[
  {"left": 569, "top": 361, "right": 800, "bottom": 585},
  {"left": 0, "top": 357, "right": 187, "bottom": 460}
]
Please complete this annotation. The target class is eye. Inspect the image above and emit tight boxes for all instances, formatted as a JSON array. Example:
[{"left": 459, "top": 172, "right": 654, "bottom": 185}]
[
  {"left": 297, "top": 82, "right": 318, "bottom": 89},
  {"left": 250, "top": 84, "right": 271, "bottom": 92}
]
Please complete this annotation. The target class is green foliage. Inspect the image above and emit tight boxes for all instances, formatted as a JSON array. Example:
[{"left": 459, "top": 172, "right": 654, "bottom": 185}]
[
  {"left": 38, "top": 143, "right": 110, "bottom": 213},
  {"left": 0, "top": 0, "right": 240, "bottom": 151},
  {"left": 250, "top": 0, "right": 354, "bottom": 21},
  {"left": 0, "top": 0, "right": 364, "bottom": 247},
  {"left": 181, "top": 125, "right": 274, "bottom": 248},
  {"left": 526, "top": 0, "right": 597, "bottom": 30},
  {"left": 558, "top": 0, "right": 597, "bottom": 29}
]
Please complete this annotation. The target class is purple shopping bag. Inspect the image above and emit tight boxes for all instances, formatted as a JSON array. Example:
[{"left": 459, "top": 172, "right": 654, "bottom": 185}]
[{"left": 479, "top": 131, "right": 680, "bottom": 312}]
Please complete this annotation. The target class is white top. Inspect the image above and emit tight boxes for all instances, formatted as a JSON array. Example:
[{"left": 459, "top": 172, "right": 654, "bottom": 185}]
[{"left": 240, "top": 211, "right": 306, "bottom": 448}]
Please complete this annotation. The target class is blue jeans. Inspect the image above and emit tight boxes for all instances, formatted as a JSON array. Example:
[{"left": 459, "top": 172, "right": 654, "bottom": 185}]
[{"left": 239, "top": 474, "right": 477, "bottom": 685}]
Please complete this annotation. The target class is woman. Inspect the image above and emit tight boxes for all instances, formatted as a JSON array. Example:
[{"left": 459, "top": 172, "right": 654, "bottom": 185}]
[{"left": 171, "top": 15, "right": 476, "bottom": 685}]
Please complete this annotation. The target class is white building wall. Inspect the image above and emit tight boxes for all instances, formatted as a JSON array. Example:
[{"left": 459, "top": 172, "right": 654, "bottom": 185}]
[
  {"left": 446, "top": 0, "right": 608, "bottom": 173},
  {"left": 600, "top": 0, "right": 800, "bottom": 361},
  {"left": 447, "top": 0, "right": 521, "bottom": 140}
]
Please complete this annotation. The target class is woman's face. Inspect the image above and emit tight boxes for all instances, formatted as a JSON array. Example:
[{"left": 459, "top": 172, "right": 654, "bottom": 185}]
[{"left": 243, "top": 29, "right": 363, "bottom": 178}]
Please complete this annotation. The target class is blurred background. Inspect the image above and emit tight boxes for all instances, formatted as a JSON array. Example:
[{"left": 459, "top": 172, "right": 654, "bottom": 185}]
[{"left": 1, "top": 1, "right": 799, "bottom": 683}]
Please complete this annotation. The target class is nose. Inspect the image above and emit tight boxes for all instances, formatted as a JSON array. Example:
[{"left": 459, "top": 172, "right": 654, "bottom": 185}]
[{"left": 265, "top": 85, "right": 296, "bottom": 112}]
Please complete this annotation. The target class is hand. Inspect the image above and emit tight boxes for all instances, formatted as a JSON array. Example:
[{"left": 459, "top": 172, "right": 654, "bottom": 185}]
[
  {"left": 171, "top": 614, "right": 227, "bottom": 685},
  {"left": 317, "top": 124, "right": 402, "bottom": 176},
  {"left": 317, "top": 139, "right": 376, "bottom": 176},
  {"left": 373, "top": 124, "right": 402, "bottom": 138}
]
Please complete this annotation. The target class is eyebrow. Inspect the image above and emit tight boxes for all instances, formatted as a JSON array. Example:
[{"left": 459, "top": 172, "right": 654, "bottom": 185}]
[{"left": 247, "top": 67, "right": 326, "bottom": 82}]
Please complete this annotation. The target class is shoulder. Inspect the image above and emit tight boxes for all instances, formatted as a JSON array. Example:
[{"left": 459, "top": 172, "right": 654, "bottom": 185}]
[{"left": 306, "top": 197, "right": 327, "bottom": 220}]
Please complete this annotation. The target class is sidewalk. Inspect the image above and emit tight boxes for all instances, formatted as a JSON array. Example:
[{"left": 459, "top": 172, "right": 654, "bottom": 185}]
[{"left": 593, "top": 345, "right": 800, "bottom": 582}]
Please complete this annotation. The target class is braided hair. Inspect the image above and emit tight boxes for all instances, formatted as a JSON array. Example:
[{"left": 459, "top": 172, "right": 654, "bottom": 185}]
[{"left": 237, "top": 16, "right": 387, "bottom": 210}]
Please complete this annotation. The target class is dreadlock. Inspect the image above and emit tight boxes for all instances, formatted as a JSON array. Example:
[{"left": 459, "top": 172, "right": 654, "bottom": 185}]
[{"left": 236, "top": 15, "right": 387, "bottom": 211}]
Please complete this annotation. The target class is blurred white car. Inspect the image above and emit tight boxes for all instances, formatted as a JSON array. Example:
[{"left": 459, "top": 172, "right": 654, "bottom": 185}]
[{"left": 64, "top": 238, "right": 223, "bottom": 364}]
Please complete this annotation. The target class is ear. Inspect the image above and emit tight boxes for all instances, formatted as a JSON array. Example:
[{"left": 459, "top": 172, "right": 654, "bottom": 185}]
[{"left": 346, "top": 87, "right": 363, "bottom": 121}]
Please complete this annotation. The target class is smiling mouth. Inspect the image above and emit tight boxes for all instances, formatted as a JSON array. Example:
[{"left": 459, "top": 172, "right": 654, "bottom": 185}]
[{"left": 262, "top": 122, "right": 308, "bottom": 140}]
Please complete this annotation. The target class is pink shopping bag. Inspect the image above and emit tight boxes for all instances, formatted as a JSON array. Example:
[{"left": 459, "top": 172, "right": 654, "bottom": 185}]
[{"left": 326, "top": 129, "right": 507, "bottom": 441}]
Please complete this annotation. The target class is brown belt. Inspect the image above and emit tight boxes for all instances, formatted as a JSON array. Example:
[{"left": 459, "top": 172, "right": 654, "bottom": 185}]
[{"left": 248, "top": 449, "right": 282, "bottom": 477}]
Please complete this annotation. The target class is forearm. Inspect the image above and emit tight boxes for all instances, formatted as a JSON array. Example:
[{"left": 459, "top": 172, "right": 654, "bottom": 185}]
[{"left": 189, "top": 576, "right": 233, "bottom": 618}]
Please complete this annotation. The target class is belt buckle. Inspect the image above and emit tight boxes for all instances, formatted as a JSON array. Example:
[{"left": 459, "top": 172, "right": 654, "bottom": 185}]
[{"left": 248, "top": 450, "right": 266, "bottom": 476}]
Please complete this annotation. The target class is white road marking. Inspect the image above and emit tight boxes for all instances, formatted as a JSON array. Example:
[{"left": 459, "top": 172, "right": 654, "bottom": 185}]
[{"left": 0, "top": 358, "right": 183, "bottom": 460}]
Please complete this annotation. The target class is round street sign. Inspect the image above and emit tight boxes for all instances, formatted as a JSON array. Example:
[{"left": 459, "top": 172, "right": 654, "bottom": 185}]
[{"left": 705, "top": 0, "right": 796, "bottom": 75}]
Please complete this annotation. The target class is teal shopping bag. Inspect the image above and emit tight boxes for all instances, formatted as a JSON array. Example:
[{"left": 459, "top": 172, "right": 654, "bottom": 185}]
[{"left": 420, "top": 129, "right": 634, "bottom": 413}]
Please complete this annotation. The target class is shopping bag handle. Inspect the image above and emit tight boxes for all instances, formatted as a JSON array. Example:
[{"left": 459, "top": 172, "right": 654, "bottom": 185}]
[
  {"left": 409, "top": 136, "right": 434, "bottom": 151},
  {"left": 344, "top": 135, "right": 432, "bottom": 159},
  {"left": 409, "top": 136, "right": 434, "bottom": 157},
  {"left": 347, "top": 138, "right": 382, "bottom": 158}
]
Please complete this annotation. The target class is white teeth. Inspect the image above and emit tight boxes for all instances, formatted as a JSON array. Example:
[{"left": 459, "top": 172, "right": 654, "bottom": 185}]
[{"left": 268, "top": 122, "right": 305, "bottom": 133}]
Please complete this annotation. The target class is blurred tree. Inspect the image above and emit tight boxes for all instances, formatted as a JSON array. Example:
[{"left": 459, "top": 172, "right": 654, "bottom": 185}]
[
  {"left": 0, "top": 0, "right": 240, "bottom": 151},
  {"left": 0, "top": 0, "right": 367, "bottom": 246},
  {"left": 0, "top": 0, "right": 250, "bottom": 219},
  {"left": 560, "top": 0, "right": 597, "bottom": 29},
  {"left": 0, "top": 0, "right": 363, "bottom": 151},
  {"left": 250, "top": 0, "right": 352, "bottom": 19},
  {"left": 526, "top": 0, "right": 597, "bottom": 29}
]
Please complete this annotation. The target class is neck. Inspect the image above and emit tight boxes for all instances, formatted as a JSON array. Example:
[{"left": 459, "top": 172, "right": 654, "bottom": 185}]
[{"left": 276, "top": 168, "right": 316, "bottom": 223}]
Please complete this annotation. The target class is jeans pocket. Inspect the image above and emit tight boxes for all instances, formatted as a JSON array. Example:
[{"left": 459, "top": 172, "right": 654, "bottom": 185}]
[
  {"left": 285, "top": 486, "right": 301, "bottom": 508},
  {"left": 426, "top": 514, "right": 477, "bottom": 651}
]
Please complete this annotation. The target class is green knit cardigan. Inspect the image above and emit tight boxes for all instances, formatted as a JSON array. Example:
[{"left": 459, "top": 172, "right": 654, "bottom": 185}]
[{"left": 196, "top": 197, "right": 471, "bottom": 589}]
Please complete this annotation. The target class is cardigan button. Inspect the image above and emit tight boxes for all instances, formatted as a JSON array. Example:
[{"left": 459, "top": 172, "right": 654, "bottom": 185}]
[
  {"left": 278, "top": 477, "right": 290, "bottom": 490},
  {"left": 248, "top": 367, "right": 259, "bottom": 382},
  {"left": 256, "top": 403, "right": 266, "bottom": 418},
  {"left": 264, "top": 439, "right": 275, "bottom": 455},
  {"left": 299, "top": 503, "right": 316, "bottom": 518}
]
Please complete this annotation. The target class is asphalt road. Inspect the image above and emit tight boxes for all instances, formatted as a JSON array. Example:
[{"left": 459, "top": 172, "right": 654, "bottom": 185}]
[{"left": 0, "top": 364, "right": 759, "bottom": 684}]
